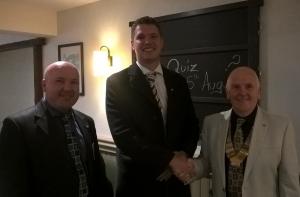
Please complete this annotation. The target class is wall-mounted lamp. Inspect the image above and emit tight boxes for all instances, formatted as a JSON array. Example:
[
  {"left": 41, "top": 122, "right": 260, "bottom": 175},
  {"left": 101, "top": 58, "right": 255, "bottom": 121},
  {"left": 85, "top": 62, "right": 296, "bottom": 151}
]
[
  {"left": 99, "top": 45, "right": 113, "bottom": 66},
  {"left": 93, "top": 45, "right": 113, "bottom": 76}
]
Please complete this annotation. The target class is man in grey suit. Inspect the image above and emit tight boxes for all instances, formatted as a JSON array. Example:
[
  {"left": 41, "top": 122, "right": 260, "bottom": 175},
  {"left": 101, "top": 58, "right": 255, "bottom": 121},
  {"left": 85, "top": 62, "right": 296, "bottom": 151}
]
[
  {"left": 0, "top": 61, "right": 113, "bottom": 197},
  {"left": 106, "top": 16, "right": 199, "bottom": 197},
  {"left": 179, "top": 66, "right": 300, "bottom": 197}
]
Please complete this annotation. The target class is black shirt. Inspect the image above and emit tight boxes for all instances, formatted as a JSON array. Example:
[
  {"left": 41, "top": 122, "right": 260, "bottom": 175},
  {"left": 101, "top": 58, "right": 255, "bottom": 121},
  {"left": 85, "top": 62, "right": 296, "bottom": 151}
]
[
  {"left": 41, "top": 99, "right": 88, "bottom": 164},
  {"left": 225, "top": 107, "right": 257, "bottom": 195},
  {"left": 230, "top": 107, "right": 257, "bottom": 142}
]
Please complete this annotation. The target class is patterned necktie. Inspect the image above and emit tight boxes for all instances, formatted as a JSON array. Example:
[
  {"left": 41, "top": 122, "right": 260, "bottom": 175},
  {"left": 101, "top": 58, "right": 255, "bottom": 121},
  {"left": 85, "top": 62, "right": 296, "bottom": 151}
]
[
  {"left": 234, "top": 118, "right": 245, "bottom": 150},
  {"left": 227, "top": 118, "right": 245, "bottom": 197},
  {"left": 62, "top": 113, "right": 89, "bottom": 197},
  {"left": 145, "top": 72, "right": 162, "bottom": 110}
]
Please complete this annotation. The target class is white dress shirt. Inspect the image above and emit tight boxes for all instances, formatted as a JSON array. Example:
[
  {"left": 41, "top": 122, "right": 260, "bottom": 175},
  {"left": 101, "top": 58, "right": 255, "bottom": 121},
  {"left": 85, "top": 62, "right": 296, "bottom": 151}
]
[{"left": 136, "top": 61, "right": 168, "bottom": 125}]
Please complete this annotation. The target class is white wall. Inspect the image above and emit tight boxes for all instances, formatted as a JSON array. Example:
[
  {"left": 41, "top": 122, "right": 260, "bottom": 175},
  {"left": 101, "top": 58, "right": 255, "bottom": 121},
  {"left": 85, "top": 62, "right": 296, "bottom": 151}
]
[
  {"left": 42, "top": 0, "right": 300, "bottom": 161},
  {"left": 0, "top": 47, "right": 35, "bottom": 127},
  {"left": 260, "top": 0, "right": 300, "bottom": 161}
]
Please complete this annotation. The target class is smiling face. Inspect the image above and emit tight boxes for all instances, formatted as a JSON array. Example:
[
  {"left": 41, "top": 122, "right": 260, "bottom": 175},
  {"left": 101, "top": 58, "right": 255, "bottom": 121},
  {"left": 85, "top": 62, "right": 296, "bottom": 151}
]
[
  {"left": 42, "top": 61, "right": 79, "bottom": 112},
  {"left": 226, "top": 67, "right": 261, "bottom": 117},
  {"left": 131, "top": 24, "right": 164, "bottom": 70}
]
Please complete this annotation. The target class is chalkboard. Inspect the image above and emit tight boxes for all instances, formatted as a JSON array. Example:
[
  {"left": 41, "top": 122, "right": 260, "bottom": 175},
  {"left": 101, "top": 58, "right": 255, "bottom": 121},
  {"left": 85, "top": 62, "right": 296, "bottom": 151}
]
[
  {"left": 130, "top": 0, "right": 262, "bottom": 130},
  {"left": 159, "top": 7, "right": 248, "bottom": 51},
  {"left": 161, "top": 50, "right": 248, "bottom": 102}
]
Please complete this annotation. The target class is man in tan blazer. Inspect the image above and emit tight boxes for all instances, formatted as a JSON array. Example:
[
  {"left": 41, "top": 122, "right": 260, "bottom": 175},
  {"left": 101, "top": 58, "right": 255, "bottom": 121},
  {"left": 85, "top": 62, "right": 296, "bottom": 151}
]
[{"left": 179, "top": 66, "right": 300, "bottom": 197}]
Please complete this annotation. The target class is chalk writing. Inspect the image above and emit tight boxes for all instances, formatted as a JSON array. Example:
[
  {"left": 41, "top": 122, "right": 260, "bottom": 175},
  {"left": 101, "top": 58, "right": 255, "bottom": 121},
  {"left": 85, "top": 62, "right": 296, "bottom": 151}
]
[
  {"left": 225, "top": 54, "right": 241, "bottom": 71},
  {"left": 164, "top": 53, "right": 245, "bottom": 98},
  {"left": 201, "top": 72, "right": 224, "bottom": 94},
  {"left": 167, "top": 58, "right": 199, "bottom": 73},
  {"left": 166, "top": 58, "right": 224, "bottom": 95}
]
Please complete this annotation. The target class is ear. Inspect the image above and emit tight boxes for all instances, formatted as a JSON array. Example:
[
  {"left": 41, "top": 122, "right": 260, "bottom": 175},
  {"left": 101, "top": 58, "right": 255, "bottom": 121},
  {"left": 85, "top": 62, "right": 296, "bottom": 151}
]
[
  {"left": 225, "top": 86, "right": 230, "bottom": 100},
  {"left": 258, "top": 86, "right": 261, "bottom": 100},
  {"left": 42, "top": 79, "right": 46, "bottom": 92},
  {"left": 131, "top": 40, "right": 135, "bottom": 51},
  {"left": 160, "top": 38, "right": 164, "bottom": 50}
]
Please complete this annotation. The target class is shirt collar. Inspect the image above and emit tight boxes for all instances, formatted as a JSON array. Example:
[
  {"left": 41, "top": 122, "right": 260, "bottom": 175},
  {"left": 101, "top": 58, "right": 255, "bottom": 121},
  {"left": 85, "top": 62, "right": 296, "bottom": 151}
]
[
  {"left": 136, "top": 61, "right": 163, "bottom": 75},
  {"left": 231, "top": 106, "right": 257, "bottom": 129},
  {"left": 42, "top": 98, "right": 73, "bottom": 117}
]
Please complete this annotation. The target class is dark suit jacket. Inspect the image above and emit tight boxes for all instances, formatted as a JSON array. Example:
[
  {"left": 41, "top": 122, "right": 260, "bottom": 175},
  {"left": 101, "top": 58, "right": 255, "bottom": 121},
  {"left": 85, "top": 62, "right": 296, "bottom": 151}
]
[
  {"left": 0, "top": 101, "right": 113, "bottom": 197},
  {"left": 106, "top": 64, "right": 199, "bottom": 197}
]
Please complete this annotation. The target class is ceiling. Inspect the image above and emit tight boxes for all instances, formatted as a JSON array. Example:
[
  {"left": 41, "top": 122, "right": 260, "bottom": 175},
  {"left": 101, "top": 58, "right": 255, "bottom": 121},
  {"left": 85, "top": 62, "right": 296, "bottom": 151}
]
[{"left": 2, "top": 0, "right": 100, "bottom": 11}]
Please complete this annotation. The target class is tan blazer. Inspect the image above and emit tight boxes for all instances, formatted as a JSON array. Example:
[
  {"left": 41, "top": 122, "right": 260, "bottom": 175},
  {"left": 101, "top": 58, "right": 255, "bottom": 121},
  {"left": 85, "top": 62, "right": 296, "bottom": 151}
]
[{"left": 195, "top": 107, "right": 300, "bottom": 197}]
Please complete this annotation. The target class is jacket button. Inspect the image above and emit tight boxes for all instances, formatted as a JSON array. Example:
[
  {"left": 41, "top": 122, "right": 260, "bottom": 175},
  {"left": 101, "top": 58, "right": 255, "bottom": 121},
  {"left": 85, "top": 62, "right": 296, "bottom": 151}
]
[{"left": 222, "top": 187, "right": 226, "bottom": 192}]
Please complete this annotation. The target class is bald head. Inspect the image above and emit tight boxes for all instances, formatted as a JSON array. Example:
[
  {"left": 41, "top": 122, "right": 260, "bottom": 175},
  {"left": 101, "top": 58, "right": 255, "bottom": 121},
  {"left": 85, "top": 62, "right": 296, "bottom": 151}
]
[
  {"left": 44, "top": 61, "right": 78, "bottom": 79},
  {"left": 225, "top": 66, "right": 261, "bottom": 117},
  {"left": 42, "top": 61, "right": 80, "bottom": 112},
  {"left": 226, "top": 66, "right": 260, "bottom": 90}
]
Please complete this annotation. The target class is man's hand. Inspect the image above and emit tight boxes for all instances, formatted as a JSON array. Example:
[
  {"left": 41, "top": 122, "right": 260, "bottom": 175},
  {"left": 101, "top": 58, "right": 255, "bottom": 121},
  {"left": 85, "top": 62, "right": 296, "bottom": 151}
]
[{"left": 169, "top": 151, "right": 195, "bottom": 184}]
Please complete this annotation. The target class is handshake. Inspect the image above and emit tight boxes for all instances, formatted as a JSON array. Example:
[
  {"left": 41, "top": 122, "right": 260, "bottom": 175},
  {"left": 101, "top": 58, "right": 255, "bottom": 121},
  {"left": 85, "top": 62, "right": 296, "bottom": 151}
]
[{"left": 157, "top": 151, "right": 197, "bottom": 185}]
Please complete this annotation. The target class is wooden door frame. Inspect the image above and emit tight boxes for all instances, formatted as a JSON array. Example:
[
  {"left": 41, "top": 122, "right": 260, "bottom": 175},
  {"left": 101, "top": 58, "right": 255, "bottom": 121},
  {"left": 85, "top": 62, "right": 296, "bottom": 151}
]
[{"left": 0, "top": 37, "right": 46, "bottom": 103}]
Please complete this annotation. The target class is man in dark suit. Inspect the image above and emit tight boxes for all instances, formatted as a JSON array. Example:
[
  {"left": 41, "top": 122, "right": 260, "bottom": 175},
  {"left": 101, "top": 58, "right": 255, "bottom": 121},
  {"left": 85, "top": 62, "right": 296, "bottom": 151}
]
[
  {"left": 106, "top": 16, "right": 199, "bottom": 197},
  {"left": 0, "top": 61, "right": 113, "bottom": 197}
]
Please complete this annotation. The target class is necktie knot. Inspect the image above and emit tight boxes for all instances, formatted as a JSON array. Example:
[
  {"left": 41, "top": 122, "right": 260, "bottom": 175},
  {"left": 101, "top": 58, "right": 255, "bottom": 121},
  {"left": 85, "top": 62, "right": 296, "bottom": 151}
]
[
  {"left": 61, "top": 112, "right": 73, "bottom": 123},
  {"left": 145, "top": 72, "right": 163, "bottom": 111},
  {"left": 146, "top": 72, "right": 157, "bottom": 83},
  {"left": 236, "top": 118, "right": 245, "bottom": 128}
]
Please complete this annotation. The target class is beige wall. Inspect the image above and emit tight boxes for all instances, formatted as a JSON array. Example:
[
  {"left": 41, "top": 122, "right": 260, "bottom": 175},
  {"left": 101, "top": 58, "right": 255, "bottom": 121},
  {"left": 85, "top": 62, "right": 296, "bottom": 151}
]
[{"left": 0, "top": 1, "right": 57, "bottom": 36}]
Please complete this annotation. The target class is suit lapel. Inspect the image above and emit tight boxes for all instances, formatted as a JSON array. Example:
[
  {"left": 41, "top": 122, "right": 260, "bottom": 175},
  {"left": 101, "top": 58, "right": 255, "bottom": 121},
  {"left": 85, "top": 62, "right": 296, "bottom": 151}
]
[
  {"left": 243, "top": 107, "right": 268, "bottom": 182},
  {"left": 34, "top": 102, "right": 91, "bottom": 141},
  {"left": 219, "top": 110, "right": 231, "bottom": 188},
  {"left": 73, "top": 111, "right": 90, "bottom": 138},
  {"left": 35, "top": 101, "right": 49, "bottom": 134},
  {"left": 128, "top": 64, "right": 160, "bottom": 109},
  {"left": 163, "top": 68, "right": 176, "bottom": 125},
  {"left": 73, "top": 111, "right": 95, "bottom": 169}
]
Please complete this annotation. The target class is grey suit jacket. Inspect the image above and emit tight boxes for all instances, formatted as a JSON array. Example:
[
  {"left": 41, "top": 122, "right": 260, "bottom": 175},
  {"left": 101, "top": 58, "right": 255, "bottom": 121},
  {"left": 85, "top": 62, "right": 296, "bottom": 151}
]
[{"left": 195, "top": 107, "right": 300, "bottom": 197}]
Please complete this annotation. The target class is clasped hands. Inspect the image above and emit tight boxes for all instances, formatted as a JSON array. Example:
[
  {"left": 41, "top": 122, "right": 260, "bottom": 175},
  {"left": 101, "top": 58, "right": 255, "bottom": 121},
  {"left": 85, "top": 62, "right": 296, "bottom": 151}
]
[{"left": 169, "top": 151, "right": 196, "bottom": 184}]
